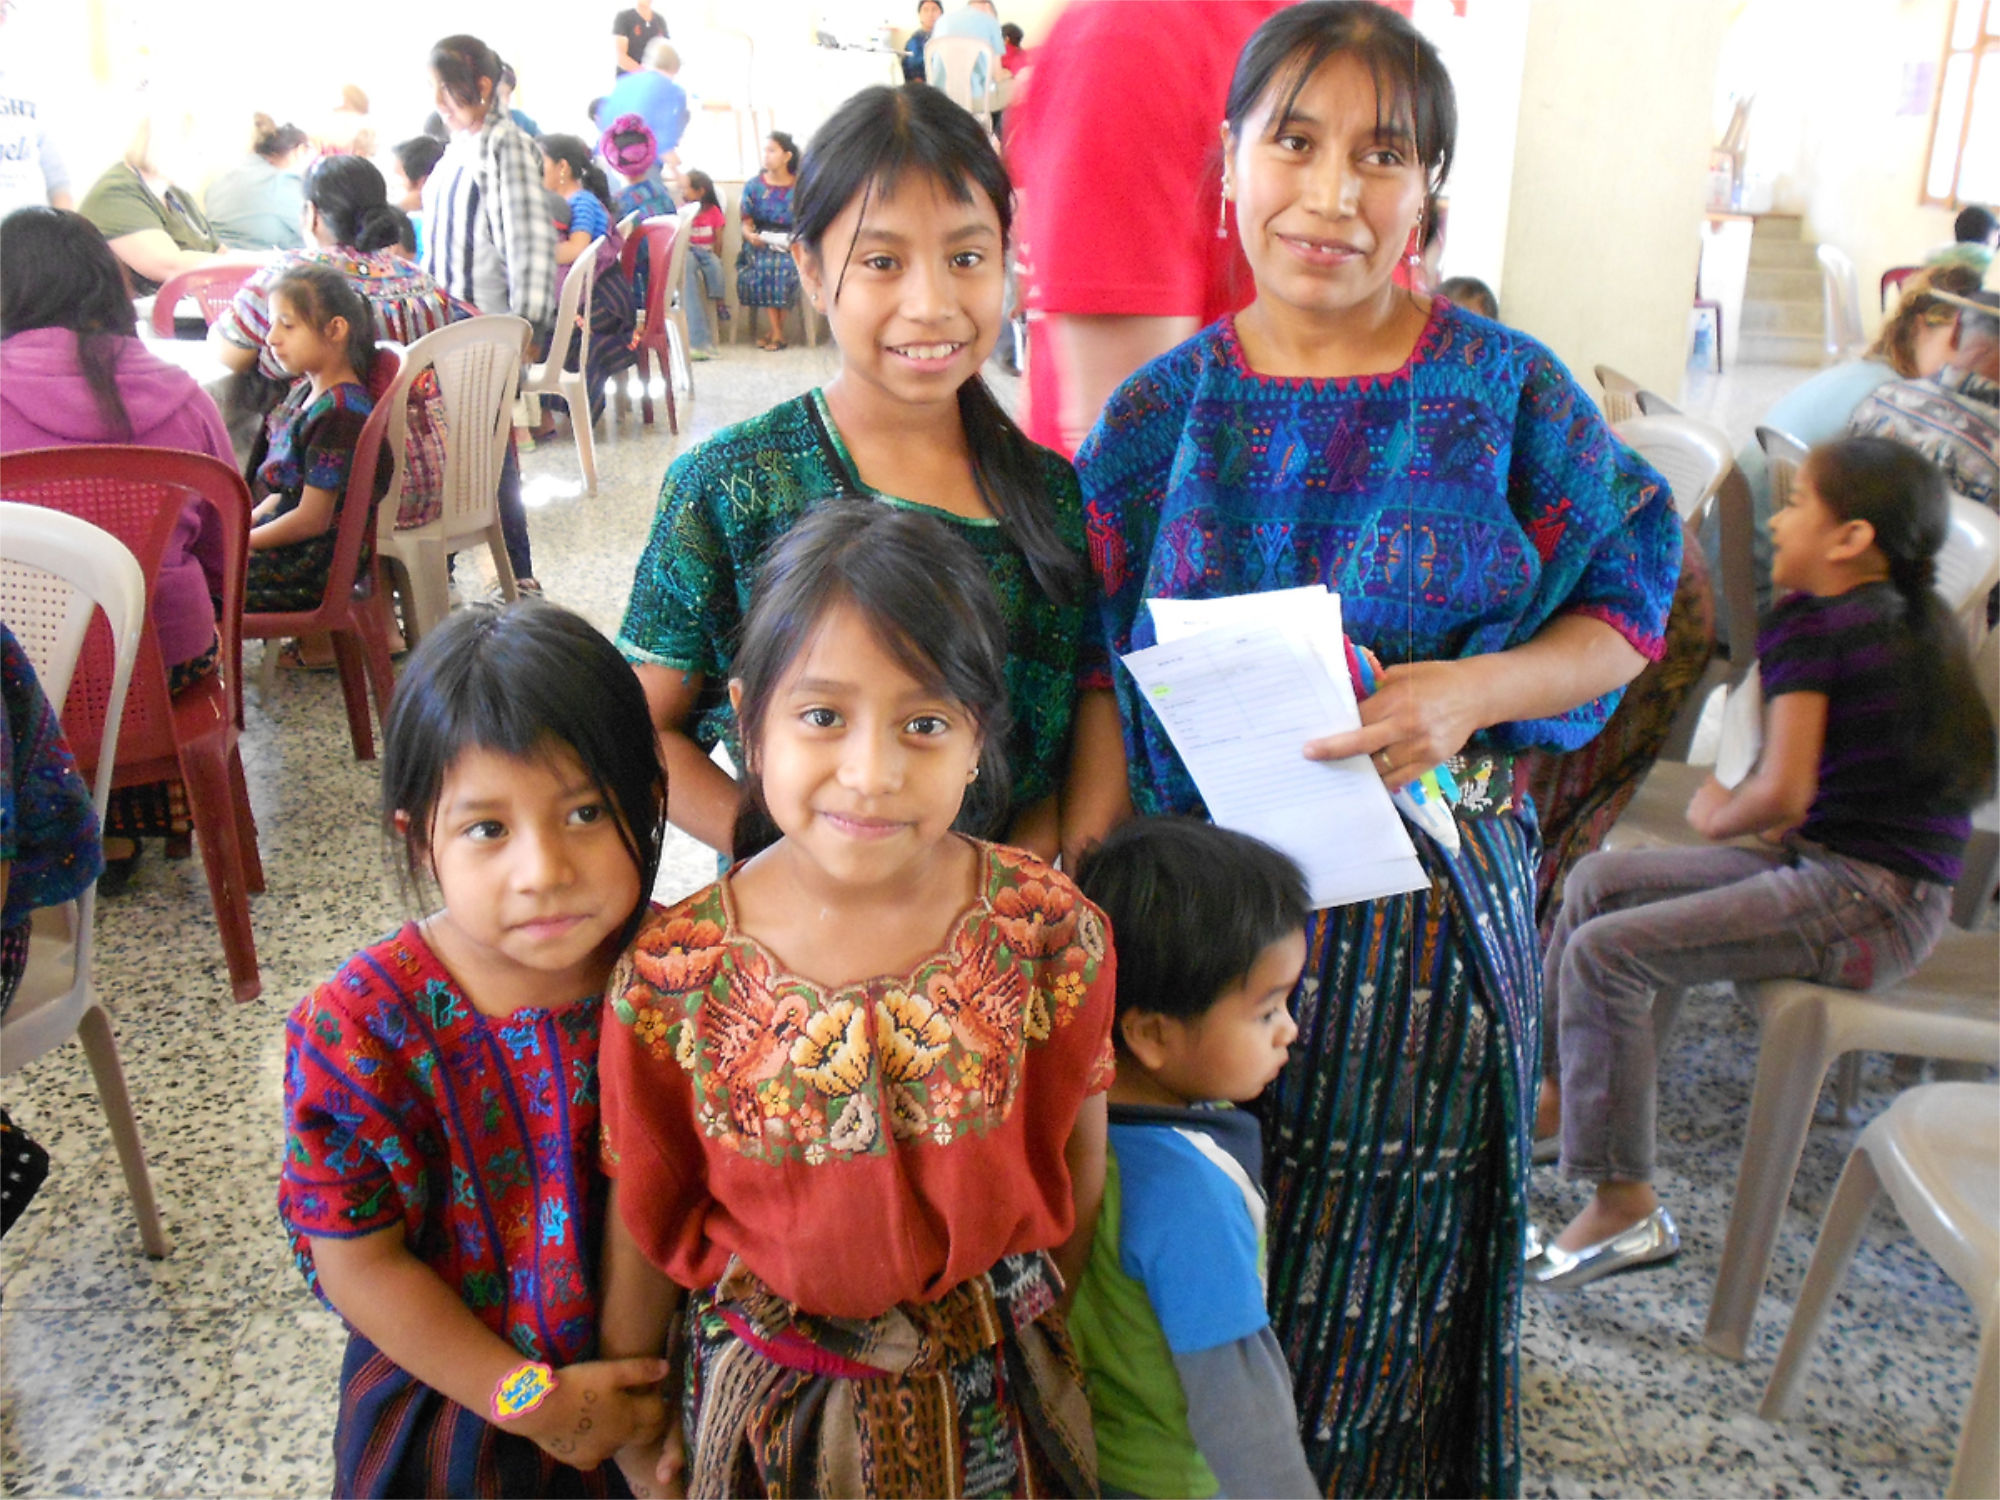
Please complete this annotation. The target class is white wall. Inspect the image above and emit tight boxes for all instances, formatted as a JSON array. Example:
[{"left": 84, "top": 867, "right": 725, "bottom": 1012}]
[
  {"left": 1720, "top": 0, "right": 1962, "bottom": 341},
  {"left": 1499, "top": 0, "right": 1731, "bottom": 405}
]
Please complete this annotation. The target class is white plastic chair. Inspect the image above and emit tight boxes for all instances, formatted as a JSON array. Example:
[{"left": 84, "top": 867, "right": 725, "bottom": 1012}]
[
  {"left": 0, "top": 502, "right": 167, "bottom": 1257},
  {"left": 1757, "top": 424, "right": 1811, "bottom": 515},
  {"left": 1817, "top": 244, "right": 1866, "bottom": 362},
  {"left": 1594, "top": 364, "right": 1645, "bottom": 425},
  {"left": 1759, "top": 1082, "right": 1998, "bottom": 1499},
  {"left": 1701, "top": 586, "right": 2000, "bottom": 1362},
  {"left": 374, "top": 315, "right": 530, "bottom": 648},
  {"left": 519, "top": 237, "right": 603, "bottom": 496},
  {"left": 1615, "top": 414, "right": 1734, "bottom": 526},
  {"left": 928, "top": 34, "right": 1000, "bottom": 115},
  {"left": 1938, "top": 492, "right": 2000, "bottom": 647}
]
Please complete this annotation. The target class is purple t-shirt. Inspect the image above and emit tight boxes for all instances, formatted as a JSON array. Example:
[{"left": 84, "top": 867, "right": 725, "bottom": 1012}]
[{"left": 1759, "top": 582, "right": 1973, "bottom": 884}]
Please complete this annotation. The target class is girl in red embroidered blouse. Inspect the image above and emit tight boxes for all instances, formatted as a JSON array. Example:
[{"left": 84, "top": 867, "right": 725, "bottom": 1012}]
[{"left": 599, "top": 503, "right": 1115, "bottom": 1498}]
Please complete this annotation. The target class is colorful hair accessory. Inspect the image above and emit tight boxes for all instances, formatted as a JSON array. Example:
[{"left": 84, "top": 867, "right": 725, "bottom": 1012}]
[
  {"left": 600, "top": 113, "right": 658, "bottom": 178},
  {"left": 491, "top": 1360, "right": 557, "bottom": 1423}
]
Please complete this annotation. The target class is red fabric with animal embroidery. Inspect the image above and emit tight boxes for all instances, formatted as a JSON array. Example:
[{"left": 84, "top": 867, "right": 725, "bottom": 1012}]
[{"left": 599, "top": 842, "right": 1116, "bottom": 1320}]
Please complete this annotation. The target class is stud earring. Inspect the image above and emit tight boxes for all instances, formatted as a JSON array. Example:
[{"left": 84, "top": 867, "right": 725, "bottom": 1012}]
[{"left": 966, "top": 764, "right": 980, "bottom": 783}]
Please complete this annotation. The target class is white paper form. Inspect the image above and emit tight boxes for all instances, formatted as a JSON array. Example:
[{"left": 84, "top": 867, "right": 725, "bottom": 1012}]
[{"left": 1120, "top": 619, "right": 1428, "bottom": 910}]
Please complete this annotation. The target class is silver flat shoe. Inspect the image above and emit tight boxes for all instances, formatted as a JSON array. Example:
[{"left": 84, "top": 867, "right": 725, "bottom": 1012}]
[
  {"left": 1528, "top": 1206, "right": 1679, "bottom": 1291},
  {"left": 1524, "top": 1222, "right": 1546, "bottom": 1263}
]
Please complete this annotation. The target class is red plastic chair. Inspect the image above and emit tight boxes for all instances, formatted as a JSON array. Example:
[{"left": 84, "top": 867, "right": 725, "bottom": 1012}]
[
  {"left": 242, "top": 350, "right": 401, "bottom": 761},
  {"left": 0, "top": 446, "right": 264, "bottom": 1001},
  {"left": 630, "top": 216, "right": 682, "bottom": 434},
  {"left": 149, "top": 265, "right": 258, "bottom": 337},
  {"left": 1880, "top": 264, "right": 1921, "bottom": 312}
]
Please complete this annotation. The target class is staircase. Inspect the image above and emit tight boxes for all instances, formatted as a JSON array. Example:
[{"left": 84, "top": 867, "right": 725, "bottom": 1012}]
[{"left": 1738, "top": 214, "right": 1827, "bottom": 366}]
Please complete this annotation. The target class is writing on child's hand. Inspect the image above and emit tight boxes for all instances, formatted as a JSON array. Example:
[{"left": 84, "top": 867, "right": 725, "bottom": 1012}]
[{"left": 507, "top": 1356, "right": 672, "bottom": 1471}]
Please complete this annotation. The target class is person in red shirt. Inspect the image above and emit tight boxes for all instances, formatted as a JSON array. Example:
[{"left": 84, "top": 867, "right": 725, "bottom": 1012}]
[
  {"left": 1006, "top": 0, "right": 1287, "bottom": 457},
  {"left": 1000, "top": 21, "right": 1030, "bottom": 75}
]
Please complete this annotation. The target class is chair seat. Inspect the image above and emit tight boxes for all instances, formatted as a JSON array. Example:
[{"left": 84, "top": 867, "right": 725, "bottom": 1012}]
[{"left": 1758, "top": 930, "right": 2000, "bottom": 1037}]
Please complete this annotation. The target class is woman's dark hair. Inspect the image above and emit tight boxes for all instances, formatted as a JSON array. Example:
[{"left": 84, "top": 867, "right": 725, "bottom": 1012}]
[
  {"left": 538, "top": 133, "right": 615, "bottom": 215},
  {"left": 1225, "top": 1, "right": 1457, "bottom": 238},
  {"left": 430, "top": 34, "right": 500, "bottom": 114},
  {"left": 728, "top": 501, "right": 1012, "bottom": 860},
  {"left": 393, "top": 134, "right": 445, "bottom": 189},
  {"left": 686, "top": 169, "right": 721, "bottom": 213},
  {"left": 382, "top": 601, "right": 667, "bottom": 950},
  {"left": 1075, "top": 817, "right": 1308, "bottom": 1042},
  {"left": 251, "top": 113, "right": 310, "bottom": 162},
  {"left": 1805, "top": 437, "right": 1997, "bottom": 806},
  {"left": 768, "top": 131, "right": 801, "bottom": 174},
  {"left": 303, "top": 155, "right": 404, "bottom": 254},
  {"left": 0, "top": 206, "right": 138, "bottom": 440},
  {"left": 269, "top": 262, "right": 377, "bottom": 378},
  {"left": 791, "top": 84, "right": 1086, "bottom": 608}
]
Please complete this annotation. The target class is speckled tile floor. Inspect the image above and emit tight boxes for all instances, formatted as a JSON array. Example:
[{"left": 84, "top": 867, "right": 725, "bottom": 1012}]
[{"left": 2, "top": 350, "right": 1989, "bottom": 1498}]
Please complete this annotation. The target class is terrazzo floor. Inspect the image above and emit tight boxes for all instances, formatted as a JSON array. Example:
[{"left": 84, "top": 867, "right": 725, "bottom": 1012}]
[{"left": 1, "top": 350, "right": 1988, "bottom": 1499}]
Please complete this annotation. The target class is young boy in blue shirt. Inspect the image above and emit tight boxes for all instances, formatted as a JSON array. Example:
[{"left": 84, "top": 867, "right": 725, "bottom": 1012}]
[{"left": 1070, "top": 818, "right": 1318, "bottom": 1499}]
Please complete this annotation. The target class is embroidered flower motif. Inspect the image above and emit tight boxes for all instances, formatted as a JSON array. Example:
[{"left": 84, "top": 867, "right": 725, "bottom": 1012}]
[
  {"left": 1050, "top": 971, "right": 1086, "bottom": 1017},
  {"left": 1076, "top": 905, "right": 1107, "bottom": 962},
  {"left": 633, "top": 1006, "right": 670, "bottom": 1056},
  {"left": 931, "top": 1117, "right": 956, "bottom": 1147},
  {"left": 674, "top": 1022, "right": 698, "bottom": 1071},
  {"left": 632, "top": 916, "right": 728, "bottom": 992},
  {"left": 1023, "top": 989, "right": 1051, "bottom": 1042},
  {"left": 888, "top": 1083, "right": 929, "bottom": 1140},
  {"left": 804, "top": 1140, "right": 828, "bottom": 1166},
  {"left": 828, "top": 1091, "right": 878, "bottom": 1153},
  {"left": 791, "top": 1000, "right": 871, "bottom": 1097},
  {"left": 877, "top": 988, "right": 951, "bottom": 1083},
  {"left": 991, "top": 878, "right": 1078, "bottom": 958}
]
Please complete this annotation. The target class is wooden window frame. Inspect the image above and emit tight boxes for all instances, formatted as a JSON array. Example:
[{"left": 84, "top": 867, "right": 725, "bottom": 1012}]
[{"left": 1922, "top": 0, "right": 1998, "bottom": 207}]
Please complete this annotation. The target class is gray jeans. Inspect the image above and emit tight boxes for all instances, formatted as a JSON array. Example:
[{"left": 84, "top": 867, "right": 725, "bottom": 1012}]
[{"left": 1544, "top": 843, "right": 1951, "bottom": 1183}]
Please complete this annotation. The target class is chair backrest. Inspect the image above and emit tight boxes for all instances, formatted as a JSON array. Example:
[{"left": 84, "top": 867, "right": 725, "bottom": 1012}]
[
  {"left": 1938, "top": 493, "right": 2000, "bottom": 646},
  {"left": 246, "top": 350, "right": 400, "bottom": 630},
  {"left": 377, "top": 315, "right": 530, "bottom": 550},
  {"left": 525, "top": 239, "right": 603, "bottom": 396},
  {"left": 0, "top": 447, "right": 249, "bottom": 784},
  {"left": 928, "top": 35, "right": 995, "bottom": 112},
  {"left": 1594, "top": 364, "right": 1644, "bottom": 425},
  {"left": 1816, "top": 244, "right": 1864, "bottom": 359},
  {"left": 1615, "top": 413, "right": 1734, "bottom": 525},
  {"left": 641, "top": 217, "right": 682, "bottom": 333},
  {"left": 0, "top": 504, "right": 147, "bottom": 1064},
  {"left": 1757, "top": 424, "right": 1811, "bottom": 512},
  {"left": 663, "top": 204, "right": 698, "bottom": 309},
  {"left": 149, "top": 265, "right": 257, "bottom": 337},
  {"left": 615, "top": 209, "right": 641, "bottom": 243},
  {"left": 1880, "top": 264, "right": 1920, "bottom": 312},
  {"left": 1635, "top": 388, "right": 1683, "bottom": 417}
]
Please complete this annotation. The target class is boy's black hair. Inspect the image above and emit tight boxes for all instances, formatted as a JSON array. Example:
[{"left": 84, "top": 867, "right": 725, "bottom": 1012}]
[
  {"left": 1439, "top": 275, "right": 1498, "bottom": 320},
  {"left": 790, "top": 83, "right": 1086, "bottom": 610},
  {"left": 392, "top": 134, "right": 445, "bottom": 190},
  {"left": 1074, "top": 818, "right": 1309, "bottom": 1041},
  {"left": 1953, "top": 204, "right": 1996, "bottom": 245},
  {"left": 1804, "top": 438, "right": 1997, "bottom": 808},
  {"left": 381, "top": 601, "right": 668, "bottom": 950},
  {"left": 728, "top": 500, "right": 1012, "bottom": 861},
  {"left": 269, "top": 262, "right": 377, "bottom": 379}
]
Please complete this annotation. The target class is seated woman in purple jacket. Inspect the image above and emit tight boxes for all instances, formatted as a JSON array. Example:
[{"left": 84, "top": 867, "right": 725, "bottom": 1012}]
[{"left": 0, "top": 206, "right": 236, "bottom": 889}]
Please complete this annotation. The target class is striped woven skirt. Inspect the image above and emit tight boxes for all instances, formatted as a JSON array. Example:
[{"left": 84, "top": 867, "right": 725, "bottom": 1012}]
[
  {"left": 1261, "top": 759, "right": 1539, "bottom": 1498},
  {"left": 330, "top": 1333, "right": 629, "bottom": 1499},
  {"left": 683, "top": 1252, "right": 1095, "bottom": 1498}
]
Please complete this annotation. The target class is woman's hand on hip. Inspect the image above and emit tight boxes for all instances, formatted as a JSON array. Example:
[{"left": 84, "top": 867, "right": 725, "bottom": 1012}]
[{"left": 1303, "top": 658, "right": 1484, "bottom": 790}]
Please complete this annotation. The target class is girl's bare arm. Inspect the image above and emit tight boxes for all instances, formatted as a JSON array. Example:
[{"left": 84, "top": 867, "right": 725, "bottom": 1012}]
[
  {"left": 1053, "top": 1091, "right": 1108, "bottom": 1308},
  {"left": 248, "top": 483, "right": 338, "bottom": 550},
  {"left": 1059, "top": 689, "right": 1134, "bottom": 869},
  {"left": 634, "top": 664, "right": 740, "bottom": 853},
  {"left": 1686, "top": 691, "right": 1825, "bottom": 841}
]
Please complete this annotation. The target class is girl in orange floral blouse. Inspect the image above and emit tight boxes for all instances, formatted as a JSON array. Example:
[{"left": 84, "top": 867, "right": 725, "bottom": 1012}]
[{"left": 598, "top": 502, "right": 1115, "bottom": 1498}]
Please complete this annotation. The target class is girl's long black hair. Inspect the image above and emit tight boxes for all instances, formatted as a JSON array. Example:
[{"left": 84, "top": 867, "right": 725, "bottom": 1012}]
[
  {"left": 0, "top": 206, "right": 139, "bottom": 441},
  {"left": 381, "top": 601, "right": 668, "bottom": 950},
  {"left": 1807, "top": 437, "right": 1996, "bottom": 807},
  {"left": 729, "top": 501, "right": 1013, "bottom": 861},
  {"left": 539, "top": 133, "right": 616, "bottom": 216},
  {"left": 270, "top": 262, "right": 378, "bottom": 380},
  {"left": 790, "top": 83, "right": 1086, "bottom": 608}
]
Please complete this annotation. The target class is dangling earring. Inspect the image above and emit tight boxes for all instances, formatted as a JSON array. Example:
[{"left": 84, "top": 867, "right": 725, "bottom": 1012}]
[
  {"left": 1406, "top": 214, "right": 1425, "bottom": 265},
  {"left": 1216, "top": 190, "right": 1231, "bottom": 242}
]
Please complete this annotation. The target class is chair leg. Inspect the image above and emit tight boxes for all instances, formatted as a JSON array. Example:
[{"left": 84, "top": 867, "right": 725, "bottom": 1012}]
[
  {"left": 328, "top": 631, "right": 375, "bottom": 760},
  {"left": 180, "top": 742, "right": 261, "bottom": 1002},
  {"left": 1758, "top": 1142, "right": 1882, "bottom": 1418},
  {"left": 486, "top": 524, "right": 518, "bottom": 601},
  {"left": 400, "top": 538, "right": 450, "bottom": 647},
  {"left": 357, "top": 599, "right": 398, "bottom": 738},
  {"left": 638, "top": 346, "right": 655, "bottom": 427},
  {"left": 1703, "top": 989, "right": 1835, "bottom": 1360},
  {"left": 1831, "top": 1051, "right": 1865, "bottom": 1126},
  {"left": 1949, "top": 1306, "right": 1999, "bottom": 1500},
  {"left": 227, "top": 746, "right": 264, "bottom": 896},
  {"left": 568, "top": 381, "right": 599, "bottom": 496},
  {"left": 76, "top": 1004, "right": 169, "bottom": 1258}
]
